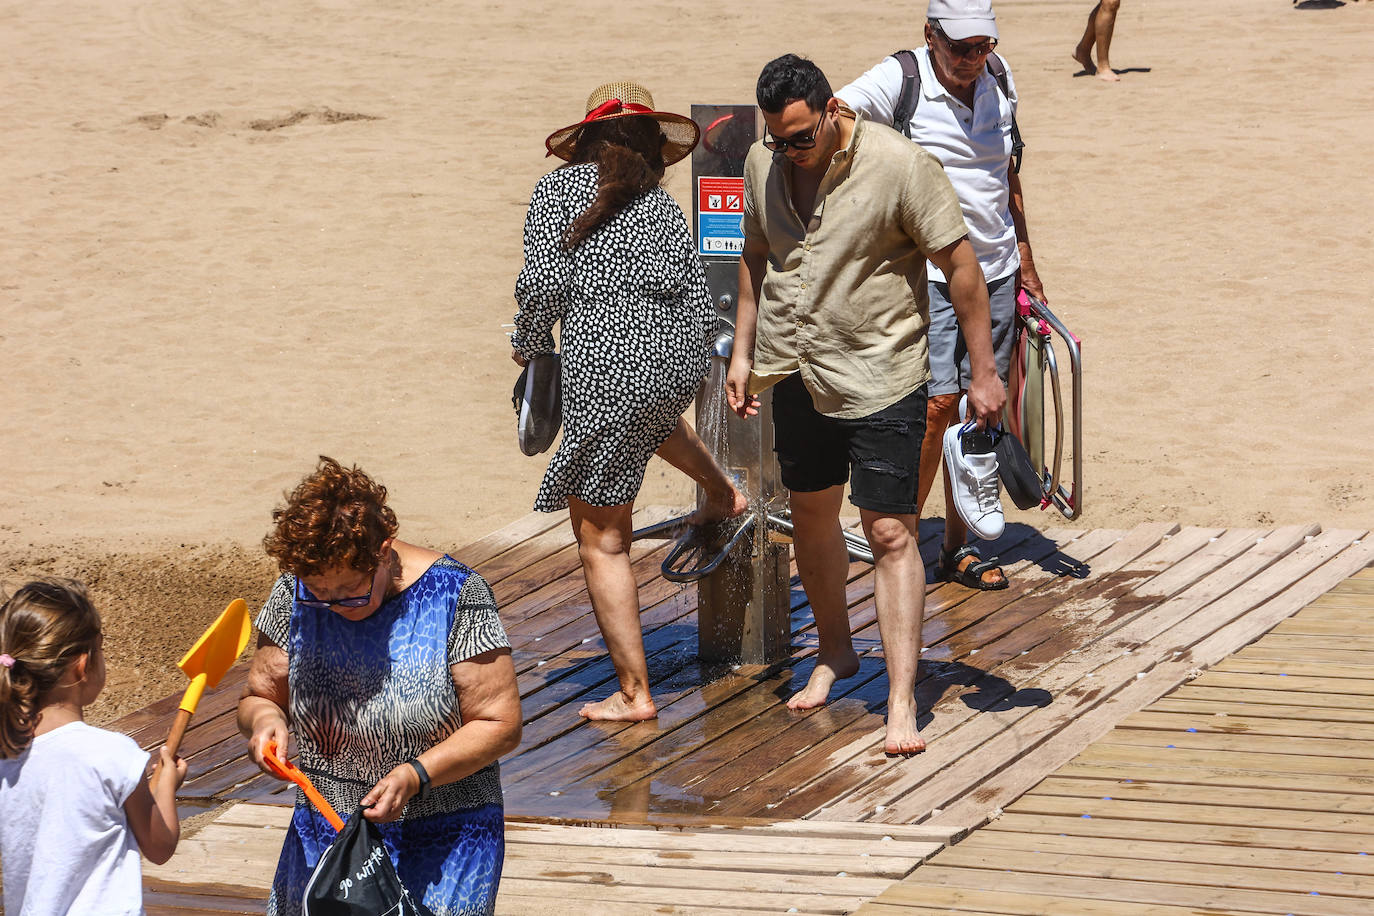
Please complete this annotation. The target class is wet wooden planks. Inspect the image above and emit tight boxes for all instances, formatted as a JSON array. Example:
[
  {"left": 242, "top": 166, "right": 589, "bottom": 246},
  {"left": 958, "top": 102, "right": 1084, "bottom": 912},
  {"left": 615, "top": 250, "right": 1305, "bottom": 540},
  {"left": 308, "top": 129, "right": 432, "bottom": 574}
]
[
  {"left": 148, "top": 802, "right": 950, "bottom": 915},
  {"left": 848, "top": 527, "right": 1374, "bottom": 832},
  {"left": 496, "top": 819, "right": 945, "bottom": 915},
  {"left": 857, "top": 565, "right": 1374, "bottom": 915},
  {"left": 119, "top": 513, "right": 1373, "bottom": 912}
]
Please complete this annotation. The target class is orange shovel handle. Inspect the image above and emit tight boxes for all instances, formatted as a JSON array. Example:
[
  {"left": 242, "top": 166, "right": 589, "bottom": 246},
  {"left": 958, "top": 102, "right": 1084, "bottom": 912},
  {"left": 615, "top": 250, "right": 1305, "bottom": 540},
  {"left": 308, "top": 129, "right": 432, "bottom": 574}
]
[
  {"left": 263, "top": 742, "right": 344, "bottom": 832},
  {"left": 165, "top": 709, "right": 193, "bottom": 758}
]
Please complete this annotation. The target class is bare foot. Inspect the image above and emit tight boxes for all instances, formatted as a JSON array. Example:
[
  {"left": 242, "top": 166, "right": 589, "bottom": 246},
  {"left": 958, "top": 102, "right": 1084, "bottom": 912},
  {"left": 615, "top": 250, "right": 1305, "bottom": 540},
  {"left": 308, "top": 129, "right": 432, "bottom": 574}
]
[
  {"left": 579, "top": 691, "right": 658, "bottom": 721},
  {"left": 1072, "top": 47, "right": 1096, "bottom": 73},
  {"left": 787, "top": 651, "right": 860, "bottom": 710},
  {"left": 1095, "top": 67, "right": 1121, "bottom": 82},
  {"left": 687, "top": 482, "right": 749, "bottom": 526},
  {"left": 884, "top": 708, "right": 926, "bottom": 757}
]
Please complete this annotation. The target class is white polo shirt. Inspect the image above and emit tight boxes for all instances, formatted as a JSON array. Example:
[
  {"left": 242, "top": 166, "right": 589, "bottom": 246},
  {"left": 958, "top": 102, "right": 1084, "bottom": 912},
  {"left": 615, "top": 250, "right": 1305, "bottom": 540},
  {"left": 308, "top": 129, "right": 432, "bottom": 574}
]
[{"left": 839, "top": 46, "right": 1019, "bottom": 284}]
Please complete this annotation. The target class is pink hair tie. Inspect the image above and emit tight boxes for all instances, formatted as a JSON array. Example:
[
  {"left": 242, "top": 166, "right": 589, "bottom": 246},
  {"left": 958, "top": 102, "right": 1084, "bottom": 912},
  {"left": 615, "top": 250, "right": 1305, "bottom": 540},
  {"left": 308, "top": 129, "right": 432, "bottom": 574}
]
[{"left": 0, "top": 654, "right": 14, "bottom": 668}]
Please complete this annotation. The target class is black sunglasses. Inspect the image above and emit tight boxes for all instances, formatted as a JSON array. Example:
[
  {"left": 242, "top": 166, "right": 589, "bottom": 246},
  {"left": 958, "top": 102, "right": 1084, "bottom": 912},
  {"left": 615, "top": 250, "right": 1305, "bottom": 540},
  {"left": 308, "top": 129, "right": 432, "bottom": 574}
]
[
  {"left": 295, "top": 575, "right": 374, "bottom": 610},
  {"left": 763, "top": 111, "right": 825, "bottom": 152}
]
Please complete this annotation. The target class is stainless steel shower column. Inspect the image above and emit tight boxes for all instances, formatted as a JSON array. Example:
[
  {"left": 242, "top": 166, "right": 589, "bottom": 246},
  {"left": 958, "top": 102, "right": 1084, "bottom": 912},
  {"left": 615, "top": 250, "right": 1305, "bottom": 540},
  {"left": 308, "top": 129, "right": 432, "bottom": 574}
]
[{"left": 690, "top": 104, "right": 791, "bottom": 665}]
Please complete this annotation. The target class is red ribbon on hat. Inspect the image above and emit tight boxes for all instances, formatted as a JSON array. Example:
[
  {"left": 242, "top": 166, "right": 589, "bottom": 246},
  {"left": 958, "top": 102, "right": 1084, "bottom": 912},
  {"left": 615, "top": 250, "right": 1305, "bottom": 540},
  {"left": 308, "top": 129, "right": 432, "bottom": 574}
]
[
  {"left": 581, "top": 98, "right": 653, "bottom": 123},
  {"left": 547, "top": 98, "right": 656, "bottom": 157}
]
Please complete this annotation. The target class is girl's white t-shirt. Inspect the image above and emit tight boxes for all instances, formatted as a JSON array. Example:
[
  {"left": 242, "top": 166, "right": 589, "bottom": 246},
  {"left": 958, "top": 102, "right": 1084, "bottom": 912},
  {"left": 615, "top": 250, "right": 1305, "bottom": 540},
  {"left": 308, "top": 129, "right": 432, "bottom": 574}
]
[{"left": 0, "top": 720, "right": 149, "bottom": 915}]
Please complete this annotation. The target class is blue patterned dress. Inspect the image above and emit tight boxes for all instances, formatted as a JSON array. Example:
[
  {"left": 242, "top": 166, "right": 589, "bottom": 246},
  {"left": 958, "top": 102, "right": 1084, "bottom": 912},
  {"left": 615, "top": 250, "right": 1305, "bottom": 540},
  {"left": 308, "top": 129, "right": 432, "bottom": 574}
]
[{"left": 255, "top": 557, "right": 510, "bottom": 916}]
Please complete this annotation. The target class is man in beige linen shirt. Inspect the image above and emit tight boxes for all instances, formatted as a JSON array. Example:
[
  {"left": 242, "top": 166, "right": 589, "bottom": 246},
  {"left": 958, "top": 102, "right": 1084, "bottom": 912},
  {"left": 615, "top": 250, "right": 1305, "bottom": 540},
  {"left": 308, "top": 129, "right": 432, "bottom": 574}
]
[{"left": 725, "top": 54, "right": 1003, "bottom": 756}]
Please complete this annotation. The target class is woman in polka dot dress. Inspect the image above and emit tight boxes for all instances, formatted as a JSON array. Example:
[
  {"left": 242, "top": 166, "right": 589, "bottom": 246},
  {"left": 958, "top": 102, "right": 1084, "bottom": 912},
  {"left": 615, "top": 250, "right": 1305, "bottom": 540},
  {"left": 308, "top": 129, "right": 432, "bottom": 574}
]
[{"left": 512, "top": 82, "right": 746, "bottom": 722}]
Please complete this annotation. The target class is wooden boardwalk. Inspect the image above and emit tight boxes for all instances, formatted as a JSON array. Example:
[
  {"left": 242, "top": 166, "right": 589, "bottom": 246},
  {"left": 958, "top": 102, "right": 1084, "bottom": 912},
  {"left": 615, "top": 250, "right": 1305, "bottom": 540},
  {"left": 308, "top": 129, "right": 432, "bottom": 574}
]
[
  {"left": 859, "top": 565, "right": 1374, "bottom": 915},
  {"left": 121, "top": 513, "right": 1373, "bottom": 913}
]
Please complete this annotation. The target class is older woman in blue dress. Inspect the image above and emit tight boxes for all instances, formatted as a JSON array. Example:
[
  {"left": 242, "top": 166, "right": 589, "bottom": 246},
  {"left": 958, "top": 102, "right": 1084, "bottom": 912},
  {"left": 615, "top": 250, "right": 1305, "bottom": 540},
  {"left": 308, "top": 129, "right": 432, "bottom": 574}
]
[{"left": 237, "top": 456, "right": 520, "bottom": 916}]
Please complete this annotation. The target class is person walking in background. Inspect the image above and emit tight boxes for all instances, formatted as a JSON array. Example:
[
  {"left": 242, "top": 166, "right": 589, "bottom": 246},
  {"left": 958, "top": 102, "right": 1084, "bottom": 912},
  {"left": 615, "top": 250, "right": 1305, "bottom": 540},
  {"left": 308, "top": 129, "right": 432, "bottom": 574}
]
[
  {"left": 727, "top": 54, "right": 1003, "bottom": 755},
  {"left": 1074, "top": 1, "right": 1122, "bottom": 81},
  {"left": 513, "top": 81, "right": 746, "bottom": 723},
  {"left": 840, "top": 0, "right": 1043, "bottom": 591},
  {"left": 0, "top": 578, "right": 187, "bottom": 915}
]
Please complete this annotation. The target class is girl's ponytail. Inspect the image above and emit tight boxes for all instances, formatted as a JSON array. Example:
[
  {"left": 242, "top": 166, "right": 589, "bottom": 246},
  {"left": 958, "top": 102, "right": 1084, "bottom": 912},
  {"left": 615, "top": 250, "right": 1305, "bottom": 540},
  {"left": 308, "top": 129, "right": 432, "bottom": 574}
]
[{"left": 0, "top": 579, "right": 103, "bottom": 758}]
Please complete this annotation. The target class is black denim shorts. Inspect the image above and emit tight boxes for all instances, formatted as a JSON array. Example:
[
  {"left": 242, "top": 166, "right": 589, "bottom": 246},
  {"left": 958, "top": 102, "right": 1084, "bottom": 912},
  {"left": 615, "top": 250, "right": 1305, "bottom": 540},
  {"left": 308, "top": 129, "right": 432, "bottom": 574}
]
[{"left": 771, "top": 372, "right": 927, "bottom": 515}]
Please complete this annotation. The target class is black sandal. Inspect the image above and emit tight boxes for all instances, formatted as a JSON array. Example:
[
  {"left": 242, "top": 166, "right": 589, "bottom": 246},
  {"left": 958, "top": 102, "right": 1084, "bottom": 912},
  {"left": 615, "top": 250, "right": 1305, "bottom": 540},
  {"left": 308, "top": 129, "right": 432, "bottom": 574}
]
[{"left": 939, "top": 544, "right": 1009, "bottom": 591}]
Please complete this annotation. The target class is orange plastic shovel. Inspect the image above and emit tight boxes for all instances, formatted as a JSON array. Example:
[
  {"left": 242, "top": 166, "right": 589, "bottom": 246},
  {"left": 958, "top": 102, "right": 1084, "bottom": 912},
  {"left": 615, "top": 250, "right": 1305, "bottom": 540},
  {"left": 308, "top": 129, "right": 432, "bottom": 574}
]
[
  {"left": 262, "top": 741, "right": 344, "bottom": 831},
  {"left": 165, "top": 598, "right": 252, "bottom": 757}
]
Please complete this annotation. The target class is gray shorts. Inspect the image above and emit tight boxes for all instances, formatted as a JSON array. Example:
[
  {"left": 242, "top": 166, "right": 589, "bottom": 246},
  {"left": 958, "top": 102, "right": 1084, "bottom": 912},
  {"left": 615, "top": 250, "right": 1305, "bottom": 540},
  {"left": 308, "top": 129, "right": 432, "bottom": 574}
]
[{"left": 926, "top": 272, "right": 1017, "bottom": 396}]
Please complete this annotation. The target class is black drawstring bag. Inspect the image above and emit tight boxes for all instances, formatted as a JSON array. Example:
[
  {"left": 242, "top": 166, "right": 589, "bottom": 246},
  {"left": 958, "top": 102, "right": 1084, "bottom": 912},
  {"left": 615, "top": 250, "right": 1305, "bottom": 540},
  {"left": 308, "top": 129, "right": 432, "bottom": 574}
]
[
  {"left": 994, "top": 426, "right": 1044, "bottom": 511},
  {"left": 302, "top": 806, "right": 436, "bottom": 916}
]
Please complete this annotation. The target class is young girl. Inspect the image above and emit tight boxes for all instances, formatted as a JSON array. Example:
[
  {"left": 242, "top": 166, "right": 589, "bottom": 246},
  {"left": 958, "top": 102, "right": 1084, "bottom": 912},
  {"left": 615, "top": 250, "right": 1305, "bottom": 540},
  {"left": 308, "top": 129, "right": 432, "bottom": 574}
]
[{"left": 0, "top": 578, "right": 187, "bottom": 915}]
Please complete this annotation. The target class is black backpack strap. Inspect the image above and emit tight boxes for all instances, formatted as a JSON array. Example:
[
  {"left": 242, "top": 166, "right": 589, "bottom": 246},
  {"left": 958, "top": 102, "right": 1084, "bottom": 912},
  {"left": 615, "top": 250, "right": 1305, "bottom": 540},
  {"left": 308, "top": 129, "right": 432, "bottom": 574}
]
[
  {"left": 986, "top": 52, "right": 1025, "bottom": 174},
  {"left": 890, "top": 49, "right": 921, "bottom": 136}
]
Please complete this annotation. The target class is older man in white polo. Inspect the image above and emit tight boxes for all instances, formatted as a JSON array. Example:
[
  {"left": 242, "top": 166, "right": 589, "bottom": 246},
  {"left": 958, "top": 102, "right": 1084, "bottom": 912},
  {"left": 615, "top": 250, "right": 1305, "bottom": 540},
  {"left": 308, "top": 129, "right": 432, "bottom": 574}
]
[{"left": 839, "top": 0, "right": 1045, "bottom": 592}]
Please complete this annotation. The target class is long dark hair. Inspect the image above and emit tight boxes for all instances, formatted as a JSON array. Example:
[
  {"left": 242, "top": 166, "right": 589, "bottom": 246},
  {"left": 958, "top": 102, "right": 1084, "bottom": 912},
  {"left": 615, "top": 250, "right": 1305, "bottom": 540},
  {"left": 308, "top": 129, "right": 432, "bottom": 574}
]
[{"left": 563, "top": 115, "right": 666, "bottom": 249}]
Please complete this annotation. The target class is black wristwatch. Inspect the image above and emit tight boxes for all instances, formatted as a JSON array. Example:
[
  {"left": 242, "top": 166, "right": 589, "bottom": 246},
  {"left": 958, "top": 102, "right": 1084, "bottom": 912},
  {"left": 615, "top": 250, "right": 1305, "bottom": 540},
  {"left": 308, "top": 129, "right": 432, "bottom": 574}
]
[{"left": 406, "top": 757, "right": 431, "bottom": 801}]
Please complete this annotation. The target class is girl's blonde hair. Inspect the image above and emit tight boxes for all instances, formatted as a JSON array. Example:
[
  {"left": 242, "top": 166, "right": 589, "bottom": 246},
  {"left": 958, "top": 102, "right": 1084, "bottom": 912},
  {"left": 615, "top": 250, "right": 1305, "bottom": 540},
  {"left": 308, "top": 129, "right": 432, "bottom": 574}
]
[{"left": 0, "top": 578, "right": 103, "bottom": 758}]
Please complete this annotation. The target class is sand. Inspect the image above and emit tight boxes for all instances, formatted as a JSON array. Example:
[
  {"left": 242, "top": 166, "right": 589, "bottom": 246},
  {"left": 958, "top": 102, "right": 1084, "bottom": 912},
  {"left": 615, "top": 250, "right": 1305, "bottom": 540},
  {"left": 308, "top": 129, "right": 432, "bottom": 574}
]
[{"left": 2, "top": 0, "right": 1371, "bottom": 723}]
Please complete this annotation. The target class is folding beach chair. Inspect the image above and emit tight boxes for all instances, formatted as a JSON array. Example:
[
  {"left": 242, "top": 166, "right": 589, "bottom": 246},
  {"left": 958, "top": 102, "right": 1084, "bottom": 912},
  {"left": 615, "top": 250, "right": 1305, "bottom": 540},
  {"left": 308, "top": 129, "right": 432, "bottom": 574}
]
[{"left": 1007, "top": 291, "right": 1083, "bottom": 520}]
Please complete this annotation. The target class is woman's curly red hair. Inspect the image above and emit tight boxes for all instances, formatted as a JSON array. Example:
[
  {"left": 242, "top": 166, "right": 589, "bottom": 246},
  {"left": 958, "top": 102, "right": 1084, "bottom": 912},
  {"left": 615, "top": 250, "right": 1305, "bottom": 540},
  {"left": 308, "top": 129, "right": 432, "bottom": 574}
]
[{"left": 263, "top": 456, "right": 399, "bottom": 576}]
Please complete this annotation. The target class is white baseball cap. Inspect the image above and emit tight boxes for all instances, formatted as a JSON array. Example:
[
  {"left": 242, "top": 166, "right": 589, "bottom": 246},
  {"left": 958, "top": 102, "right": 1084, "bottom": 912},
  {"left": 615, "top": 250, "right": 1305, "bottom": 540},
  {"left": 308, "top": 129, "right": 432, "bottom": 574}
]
[{"left": 927, "top": 0, "right": 999, "bottom": 41}]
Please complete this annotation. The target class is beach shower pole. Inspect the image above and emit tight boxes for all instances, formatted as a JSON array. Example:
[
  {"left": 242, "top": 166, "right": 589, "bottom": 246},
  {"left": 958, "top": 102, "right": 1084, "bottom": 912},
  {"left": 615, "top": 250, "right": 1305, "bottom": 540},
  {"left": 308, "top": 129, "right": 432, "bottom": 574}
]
[{"left": 689, "top": 104, "right": 791, "bottom": 665}]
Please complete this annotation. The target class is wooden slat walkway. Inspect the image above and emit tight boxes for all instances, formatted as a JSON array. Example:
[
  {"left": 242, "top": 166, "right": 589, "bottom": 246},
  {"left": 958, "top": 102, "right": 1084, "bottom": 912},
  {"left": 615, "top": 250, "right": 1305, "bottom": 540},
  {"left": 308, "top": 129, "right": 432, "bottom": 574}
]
[
  {"left": 121, "top": 513, "right": 1372, "bottom": 913},
  {"left": 858, "top": 565, "right": 1374, "bottom": 915},
  {"left": 150, "top": 802, "right": 952, "bottom": 914}
]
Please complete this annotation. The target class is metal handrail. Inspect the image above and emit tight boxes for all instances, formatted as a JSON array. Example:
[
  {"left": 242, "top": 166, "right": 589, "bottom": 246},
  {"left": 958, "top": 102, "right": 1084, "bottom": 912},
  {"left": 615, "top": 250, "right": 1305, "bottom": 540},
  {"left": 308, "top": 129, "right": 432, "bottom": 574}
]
[
  {"left": 661, "top": 514, "right": 757, "bottom": 583},
  {"left": 631, "top": 515, "right": 693, "bottom": 541},
  {"left": 632, "top": 512, "right": 763, "bottom": 583},
  {"left": 765, "top": 511, "right": 875, "bottom": 565}
]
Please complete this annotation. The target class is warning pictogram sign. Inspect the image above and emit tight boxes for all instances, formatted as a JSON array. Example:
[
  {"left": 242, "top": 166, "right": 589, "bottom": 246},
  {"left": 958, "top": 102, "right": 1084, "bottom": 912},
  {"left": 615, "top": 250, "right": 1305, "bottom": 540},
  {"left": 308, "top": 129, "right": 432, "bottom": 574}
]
[
  {"left": 696, "top": 176, "right": 746, "bottom": 256},
  {"left": 698, "top": 177, "right": 744, "bottom": 214}
]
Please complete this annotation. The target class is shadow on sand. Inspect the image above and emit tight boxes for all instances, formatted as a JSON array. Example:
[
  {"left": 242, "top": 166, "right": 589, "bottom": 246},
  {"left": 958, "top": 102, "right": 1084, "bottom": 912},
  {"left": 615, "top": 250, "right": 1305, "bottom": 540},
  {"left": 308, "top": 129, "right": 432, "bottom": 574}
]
[{"left": 1073, "top": 66, "right": 1153, "bottom": 78}]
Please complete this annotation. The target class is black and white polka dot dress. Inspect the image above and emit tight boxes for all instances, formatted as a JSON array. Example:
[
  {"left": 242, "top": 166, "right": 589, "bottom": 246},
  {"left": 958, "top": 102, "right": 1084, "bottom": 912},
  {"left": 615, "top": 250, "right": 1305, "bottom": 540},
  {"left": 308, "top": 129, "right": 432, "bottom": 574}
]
[{"left": 513, "top": 163, "right": 714, "bottom": 512}]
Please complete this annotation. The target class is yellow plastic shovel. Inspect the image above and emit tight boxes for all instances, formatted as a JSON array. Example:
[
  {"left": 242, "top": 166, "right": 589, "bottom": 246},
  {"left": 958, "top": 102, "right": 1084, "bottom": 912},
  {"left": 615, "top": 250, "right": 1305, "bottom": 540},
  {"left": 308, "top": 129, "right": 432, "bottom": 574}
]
[{"left": 165, "top": 598, "right": 252, "bottom": 757}]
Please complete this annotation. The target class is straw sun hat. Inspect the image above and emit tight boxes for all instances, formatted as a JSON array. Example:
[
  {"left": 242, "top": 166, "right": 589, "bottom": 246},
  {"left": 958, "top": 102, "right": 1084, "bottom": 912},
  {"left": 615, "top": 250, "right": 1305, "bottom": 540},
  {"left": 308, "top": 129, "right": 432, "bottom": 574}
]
[{"left": 544, "top": 81, "right": 700, "bottom": 166}]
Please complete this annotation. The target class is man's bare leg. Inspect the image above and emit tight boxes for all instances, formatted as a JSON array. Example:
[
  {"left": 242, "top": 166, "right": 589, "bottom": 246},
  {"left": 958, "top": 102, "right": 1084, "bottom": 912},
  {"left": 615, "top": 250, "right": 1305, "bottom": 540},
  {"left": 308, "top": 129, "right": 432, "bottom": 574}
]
[
  {"left": 1074, "top": 1, "right": 1121, "bottom": 79},
  {"left": 1073, "top": 4, "right": 1099, "bottom": 73},
  {"left": 860, "top": 509, "right": 927, "bottom": 756},
  {"left": 569, "top": 497, "right": 658, "bottom": 721},
  {"left": 916, "top": 393, "right": 960, "bottom": 517},
  {"left": 788, "top": 485, "right": 860, "bottom": 709},
  {"left": 1081, "top": 0, "right": 1123, "bottom": 81},
  {"left": 1088, "top": 0, "right": 1121, "bottom": 81},
  {"left": 1094, "top": 0, "right": 1121, "bottom": 80}
]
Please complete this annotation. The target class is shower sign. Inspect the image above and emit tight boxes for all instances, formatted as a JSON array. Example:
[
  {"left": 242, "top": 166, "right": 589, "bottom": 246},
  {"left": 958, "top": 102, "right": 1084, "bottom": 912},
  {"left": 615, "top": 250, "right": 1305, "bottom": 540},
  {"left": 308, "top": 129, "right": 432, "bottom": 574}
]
[{"left": 697, "top": 176, "right": 745, "bottom": 256}]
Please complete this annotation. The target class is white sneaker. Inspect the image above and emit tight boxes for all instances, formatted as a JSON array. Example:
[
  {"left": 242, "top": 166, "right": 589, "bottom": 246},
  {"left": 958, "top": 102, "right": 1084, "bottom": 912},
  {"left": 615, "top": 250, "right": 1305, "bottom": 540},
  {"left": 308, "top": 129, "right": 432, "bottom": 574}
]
[{"left": 942, "top": 397, "right": 1005, "bottom": 540}]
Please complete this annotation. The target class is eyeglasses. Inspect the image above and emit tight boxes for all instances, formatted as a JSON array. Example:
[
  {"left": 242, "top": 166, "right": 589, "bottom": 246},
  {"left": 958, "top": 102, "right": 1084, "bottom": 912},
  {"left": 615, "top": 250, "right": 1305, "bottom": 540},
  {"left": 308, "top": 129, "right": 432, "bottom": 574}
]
[
  {"left": 935, "top": 28, "right": 998, "bottom": 59},
  {"left": 763, "top": 112, "right": 825, "bottom": 152},
  {"left": 295, "top": 575, "right": 374, "bottom": 610}
]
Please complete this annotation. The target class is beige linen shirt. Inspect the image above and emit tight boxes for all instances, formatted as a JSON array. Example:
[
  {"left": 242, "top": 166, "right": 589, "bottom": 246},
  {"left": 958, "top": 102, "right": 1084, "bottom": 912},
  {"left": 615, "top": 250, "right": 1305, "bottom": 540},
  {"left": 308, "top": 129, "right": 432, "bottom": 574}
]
[{"left": 741, "top": 111, "right": 968, "bottom": 419}]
